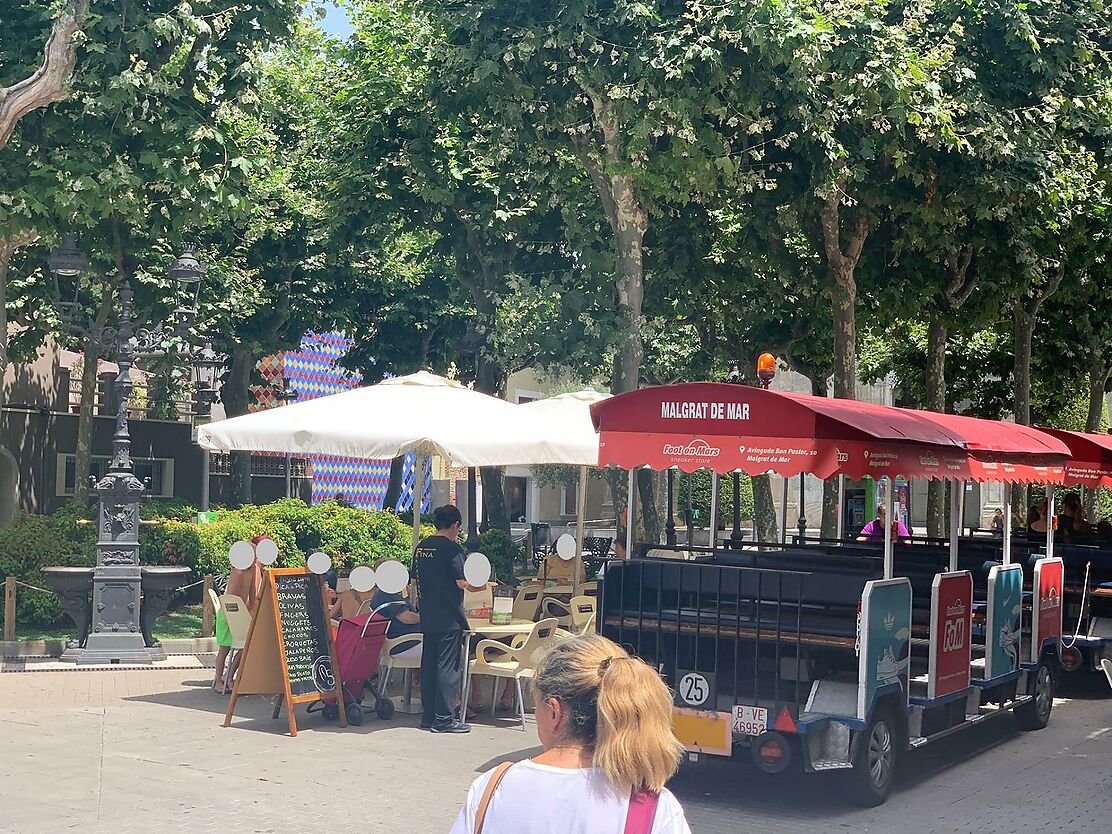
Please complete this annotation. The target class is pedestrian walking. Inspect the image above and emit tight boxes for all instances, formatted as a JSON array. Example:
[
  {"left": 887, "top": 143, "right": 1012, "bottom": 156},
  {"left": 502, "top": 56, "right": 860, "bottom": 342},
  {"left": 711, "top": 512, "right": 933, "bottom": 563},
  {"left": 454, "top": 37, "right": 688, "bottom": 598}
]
[
  {"left": 449, "top": 633, "right": 693, "bottom": 834},
  {"left": 414, "top": 504, "right": 472, "bottom": 733}
]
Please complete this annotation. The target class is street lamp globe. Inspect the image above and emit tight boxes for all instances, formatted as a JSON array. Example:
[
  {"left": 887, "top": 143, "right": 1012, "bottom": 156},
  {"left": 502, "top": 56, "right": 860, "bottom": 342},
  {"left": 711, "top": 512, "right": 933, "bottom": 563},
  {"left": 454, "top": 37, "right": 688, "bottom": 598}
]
[
  {"left": 191, "top": 341, "right": 224, "bottom": 409},
  {"left": 47, "top": 233, "right": 90, "bottom": 323},
  {"left": 167, "top": 243, "right": 207, "bottom": 323}
]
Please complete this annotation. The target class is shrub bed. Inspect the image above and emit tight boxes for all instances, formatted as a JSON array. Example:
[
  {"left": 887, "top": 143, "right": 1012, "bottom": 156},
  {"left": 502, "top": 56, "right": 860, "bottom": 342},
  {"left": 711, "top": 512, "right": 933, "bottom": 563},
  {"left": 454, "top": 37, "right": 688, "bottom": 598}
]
[{"left": 1, "top": 499, "right": 420, "bottom": 627}]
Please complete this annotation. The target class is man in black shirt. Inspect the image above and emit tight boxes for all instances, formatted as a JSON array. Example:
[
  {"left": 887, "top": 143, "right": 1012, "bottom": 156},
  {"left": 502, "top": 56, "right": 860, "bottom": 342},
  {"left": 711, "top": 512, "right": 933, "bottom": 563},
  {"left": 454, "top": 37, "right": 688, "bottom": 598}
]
[{"left": 414, "top": 504, "right": 472, "bottom": 733}]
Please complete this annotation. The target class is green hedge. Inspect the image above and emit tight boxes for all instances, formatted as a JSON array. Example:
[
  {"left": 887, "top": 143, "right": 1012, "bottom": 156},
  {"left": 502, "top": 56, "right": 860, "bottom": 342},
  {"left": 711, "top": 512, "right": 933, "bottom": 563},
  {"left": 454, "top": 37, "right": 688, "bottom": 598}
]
[
  {"left": 0, "top": 514, "right": 91, "bottom": 625},
  {"left": 678, "top": 471, "right": 754, "bottom": 525},
  {"left": 477, "top": 528, "right": 521, "bottom": 586},
  {"left": 1, "top": 499, "right": 423, "bottom": 627}
]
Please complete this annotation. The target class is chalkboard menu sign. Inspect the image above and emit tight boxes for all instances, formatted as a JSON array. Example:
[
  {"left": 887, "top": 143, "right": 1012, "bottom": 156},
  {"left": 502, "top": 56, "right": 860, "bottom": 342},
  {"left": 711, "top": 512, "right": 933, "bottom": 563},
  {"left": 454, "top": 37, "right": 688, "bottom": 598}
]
[
  {"left": 274, "top": 572, "right": 335, "bottom": 698},
  {"left": 223, "top": 568, "right": 345, "bottom": 736}
]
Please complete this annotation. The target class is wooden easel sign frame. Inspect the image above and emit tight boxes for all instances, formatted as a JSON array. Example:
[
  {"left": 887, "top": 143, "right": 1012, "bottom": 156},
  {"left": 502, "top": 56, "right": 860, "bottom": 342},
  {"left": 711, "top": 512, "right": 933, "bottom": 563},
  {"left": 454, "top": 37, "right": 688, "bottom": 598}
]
[{"left": 223, "top": 567, "right": 346, "bottom": 736}]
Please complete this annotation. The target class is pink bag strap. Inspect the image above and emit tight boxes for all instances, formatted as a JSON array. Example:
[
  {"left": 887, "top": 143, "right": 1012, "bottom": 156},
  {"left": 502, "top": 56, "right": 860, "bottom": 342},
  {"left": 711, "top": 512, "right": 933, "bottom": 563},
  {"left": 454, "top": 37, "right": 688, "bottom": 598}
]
[{"left": 623, "top": 788, "right": 660, "bottom": 834}]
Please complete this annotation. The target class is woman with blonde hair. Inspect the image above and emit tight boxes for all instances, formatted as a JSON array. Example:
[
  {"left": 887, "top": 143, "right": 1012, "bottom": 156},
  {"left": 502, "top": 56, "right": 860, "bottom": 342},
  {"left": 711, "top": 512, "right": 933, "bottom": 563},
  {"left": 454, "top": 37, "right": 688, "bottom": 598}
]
[{"left": 449, "top": 634, "right": 692, "bottom": 834}]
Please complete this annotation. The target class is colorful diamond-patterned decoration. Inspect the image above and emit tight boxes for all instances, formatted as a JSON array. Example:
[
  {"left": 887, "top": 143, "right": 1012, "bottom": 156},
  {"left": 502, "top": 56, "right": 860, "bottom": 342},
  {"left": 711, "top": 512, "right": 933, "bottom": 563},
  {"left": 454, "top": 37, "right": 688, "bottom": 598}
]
[{"left": 264, "top": 332, "right": 430, "bottom": 513}]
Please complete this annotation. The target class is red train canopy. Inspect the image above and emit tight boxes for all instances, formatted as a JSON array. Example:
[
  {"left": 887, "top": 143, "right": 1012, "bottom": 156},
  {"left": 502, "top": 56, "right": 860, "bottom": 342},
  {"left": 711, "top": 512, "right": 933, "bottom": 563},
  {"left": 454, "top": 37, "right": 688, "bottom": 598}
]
[
  {"left": 1037, "top": 428, "right": 1112, "bottom": 488},
  {"left": 589, "top": 383, "right": 1068, "bottom": 484}
]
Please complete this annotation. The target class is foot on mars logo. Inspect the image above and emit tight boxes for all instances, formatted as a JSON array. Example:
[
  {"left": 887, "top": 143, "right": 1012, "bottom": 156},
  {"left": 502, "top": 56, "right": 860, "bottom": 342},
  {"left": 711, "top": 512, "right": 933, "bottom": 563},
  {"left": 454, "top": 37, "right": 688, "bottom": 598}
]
[{"left": 662, "top": 439, "right": 721, "bottom": 458}]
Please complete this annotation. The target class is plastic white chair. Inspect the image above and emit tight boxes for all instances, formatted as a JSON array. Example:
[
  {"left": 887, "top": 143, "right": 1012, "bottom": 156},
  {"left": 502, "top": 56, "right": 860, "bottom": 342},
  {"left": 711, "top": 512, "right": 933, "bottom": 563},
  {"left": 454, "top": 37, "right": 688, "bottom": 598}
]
[
  {"left": 468, "top": 618, "right": 560, "bottom": 730},
  {"left": 215, "top": 593, "right": 252, "bottom": 694},
  {"left": 1101, "top": 658, "right": 1112, "bottom": 691},
  {"left": 511, "top": 584, "right": 544, "bottom": 622},
  {"left": 379, "top": 634, "right": 424, "bottom": 695},
  {"left": 568, "top": 596, "right": 596, "bottom": 634},
  {"left": 464, "top": 582, "right": 496, "bottom": 616},
  {"left": 541, "top": 596, "right": 574, "bottom": 628}
]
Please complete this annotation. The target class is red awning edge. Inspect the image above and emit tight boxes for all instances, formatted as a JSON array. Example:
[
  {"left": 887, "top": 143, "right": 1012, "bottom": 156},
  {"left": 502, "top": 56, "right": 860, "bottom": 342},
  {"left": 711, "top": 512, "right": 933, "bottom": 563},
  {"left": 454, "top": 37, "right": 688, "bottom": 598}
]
[
  {"left": 590, "top": 384, "right": 1069, "bottom": 484},
  {"left": 1037, "top": 428, "right": 1112, "bottom": 488}
]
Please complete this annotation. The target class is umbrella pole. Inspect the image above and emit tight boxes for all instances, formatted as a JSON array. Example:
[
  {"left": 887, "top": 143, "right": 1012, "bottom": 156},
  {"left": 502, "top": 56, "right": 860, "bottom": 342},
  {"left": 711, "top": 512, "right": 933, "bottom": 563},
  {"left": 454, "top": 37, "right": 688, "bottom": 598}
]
[
  {"left": 201, "top": 450, "right": 210, "bottom": 511},
  {"left": 836, "top": 475, "right": 845, "bottom": 540},
  {"left": 412, "top": 454, "right": 424, "bottom": 550},
  {"left": 779, "top": 476, "right": 788, "bottom": 544},
  {"left": 1003, "top": 490, "right": 1012, "bottom": 565},
  {"left": 1045, "top": 485, "right": 1056, "bottom": 561},
  {"left": 625, "top": 468, "right": 635, "bottom": 560},
  {"left": 709, "top": 471, "right": 718, "bottom": 553},
  {"left": 574, "top": 465, "right": 588, "bottom": 595},
  {"left": 949, "top": 480, "right": 962, "bottom": 572},
  {"left": 884, "top": 476, "right": 895, "bottom": 579},
  {"left": 465, "top": 467, "right": 481, "bottom": 551}
]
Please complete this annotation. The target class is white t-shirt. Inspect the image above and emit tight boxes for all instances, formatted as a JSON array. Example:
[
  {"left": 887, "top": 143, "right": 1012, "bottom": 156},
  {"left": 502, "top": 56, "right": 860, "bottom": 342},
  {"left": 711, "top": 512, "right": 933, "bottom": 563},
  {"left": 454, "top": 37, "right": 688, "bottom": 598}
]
[{"left": 448, "top": 761, "right": 692, "bottom": 834}]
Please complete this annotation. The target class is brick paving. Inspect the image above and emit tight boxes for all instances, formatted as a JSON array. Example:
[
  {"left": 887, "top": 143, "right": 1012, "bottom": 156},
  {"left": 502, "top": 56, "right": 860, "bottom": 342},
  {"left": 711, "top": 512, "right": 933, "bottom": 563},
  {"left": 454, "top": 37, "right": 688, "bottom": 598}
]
[{"left": 0, "top": 662, "right": 1109, "bottom": 833}]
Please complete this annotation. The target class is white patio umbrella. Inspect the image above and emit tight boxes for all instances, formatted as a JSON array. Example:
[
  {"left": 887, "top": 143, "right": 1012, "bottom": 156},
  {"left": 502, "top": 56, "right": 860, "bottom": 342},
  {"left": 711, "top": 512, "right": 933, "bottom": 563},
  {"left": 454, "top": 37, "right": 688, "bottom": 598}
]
[
  {"left": 197, "top": 372, "right": 605, "bottom": 545},
  {"left": 199, "top": 372, "right": 525, "bottom": 544},
  {"left": 518, "top": 389, "right": 610, "bottom": 592}
]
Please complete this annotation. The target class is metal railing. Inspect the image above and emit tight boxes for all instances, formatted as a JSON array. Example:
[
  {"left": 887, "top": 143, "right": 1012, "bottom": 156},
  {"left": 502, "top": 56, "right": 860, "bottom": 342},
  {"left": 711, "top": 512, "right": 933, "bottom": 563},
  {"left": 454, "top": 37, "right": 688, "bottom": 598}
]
[{"left": 599, "top": 558, "right": 829, "bottom": 716}]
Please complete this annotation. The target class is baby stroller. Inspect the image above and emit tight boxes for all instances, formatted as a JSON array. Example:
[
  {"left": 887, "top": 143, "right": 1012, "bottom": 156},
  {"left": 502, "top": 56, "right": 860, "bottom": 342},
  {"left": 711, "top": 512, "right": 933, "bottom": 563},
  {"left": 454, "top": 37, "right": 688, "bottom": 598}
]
[{"left": 308, "top": 603, "right": 395, "bottom": 726}]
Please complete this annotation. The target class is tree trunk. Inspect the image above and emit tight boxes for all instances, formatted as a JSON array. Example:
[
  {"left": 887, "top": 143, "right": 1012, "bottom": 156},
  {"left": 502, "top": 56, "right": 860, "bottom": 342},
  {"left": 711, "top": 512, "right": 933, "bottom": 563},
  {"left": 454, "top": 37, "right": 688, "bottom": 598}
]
[
  {"left": 479, "top": 466, "right": 510, "bottom": 535},
  {"left": 799, "top": 367, "right": 840, "bottom": 538},
  {"left": 382, "top": 455, "right": 406, "bottom": 512},
  {"left": 0, "top": 0, "right": 88, "bottom": 150},
  {"left": 577, "top": 87, "right": 648, "bottom": 399},
  {"left": 0, "top": 232, "right": 39, "bottom": 393},
  {"left": 0, "top": 243, "right": 9, "bottom": 411},
  {"left": 471, "top": 351, "right": 509, "bottom": 534},
  {"left": 821, "top": 480, "right": 839, "bottom": 539},
  {"left": 1085, "top": 354, "right": 1108, "bottom": 519},
  {"left": 576, "top": 89, "right": 650, "bottom": 534},
  {"left": 636, "top": 467, "right": 660, "bottom": 544},
  {"left": 73, "top": 286, "right": 113, "bottom": 501},
  {"left": 752, "top": 475, "right": 778, "bottom": 542},
  {"left": 222, "top": 346, "right": 255, "bottom": 507},
  {"left": 1011, "top": 307, "right": 1036, "bottom": 513},
  {"left": 829, "top": 282, "right": 856, "bottom": 400},
  {"left": 1013, "top": 308, "right": 1034, "bottom": 427},
  {"left": 612, "top": 217, "right": 646, "bottom": 396},
  {"left": 607, "top": 468, "right": 628, "bottom": 545},
  {"left": 72, "top": 338, "right": 99, "bottom": 500},
  {"left": 925, "top": 316, "right": 948, "bottom": 537},
  {"left": 0, "top": 243, "right": 11, "bottom": 523},
  {"left": 820, "top": 193, "right": 868, "bottom": 401}
]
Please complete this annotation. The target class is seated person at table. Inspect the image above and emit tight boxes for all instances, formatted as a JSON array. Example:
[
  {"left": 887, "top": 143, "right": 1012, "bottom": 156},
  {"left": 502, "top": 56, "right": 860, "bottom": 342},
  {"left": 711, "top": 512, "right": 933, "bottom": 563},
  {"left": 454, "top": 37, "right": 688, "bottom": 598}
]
[
  {"left": 542, "top": 550, "right": 587, "bottom": 585},
  {"left": 1060, "top": 492, "right": 1092, "bottom": 539},
  {"left": 329, "top": 585, "right": 375, "bottom": 621},
  {"left": 856, "top": 505, "right": 910, "bottom": 543},
  {"left": 1027, "top": 501, "right": 1048, "bottom": 537},
  {"left": 370, "top": 586, "right": 422, "bottom": 660}
]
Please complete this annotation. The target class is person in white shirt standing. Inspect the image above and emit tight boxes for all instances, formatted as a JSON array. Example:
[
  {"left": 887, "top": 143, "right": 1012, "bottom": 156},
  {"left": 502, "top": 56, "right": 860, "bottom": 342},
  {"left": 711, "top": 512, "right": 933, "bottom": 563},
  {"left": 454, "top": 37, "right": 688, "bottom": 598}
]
[{"left": 450, "top": 634, "right": 693, "bottom": 834}]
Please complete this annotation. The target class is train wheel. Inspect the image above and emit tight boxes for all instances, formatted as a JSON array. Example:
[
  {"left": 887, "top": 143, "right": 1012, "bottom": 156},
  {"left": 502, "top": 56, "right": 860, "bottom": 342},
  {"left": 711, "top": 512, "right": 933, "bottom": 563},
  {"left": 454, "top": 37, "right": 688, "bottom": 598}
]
[
  {"left": 848, "top": 705, "right": 899, "bottom": 807},
  {"left": 1015, "top": 659, "right": 1054, "bottom": 731}
]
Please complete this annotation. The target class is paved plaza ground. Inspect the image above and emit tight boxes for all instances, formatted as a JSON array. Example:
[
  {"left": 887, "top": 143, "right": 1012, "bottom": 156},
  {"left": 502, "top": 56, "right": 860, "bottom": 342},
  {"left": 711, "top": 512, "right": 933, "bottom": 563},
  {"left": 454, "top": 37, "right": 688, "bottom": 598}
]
[{"left": 0, "top": 658, "right": 1109, "bottom": 834}]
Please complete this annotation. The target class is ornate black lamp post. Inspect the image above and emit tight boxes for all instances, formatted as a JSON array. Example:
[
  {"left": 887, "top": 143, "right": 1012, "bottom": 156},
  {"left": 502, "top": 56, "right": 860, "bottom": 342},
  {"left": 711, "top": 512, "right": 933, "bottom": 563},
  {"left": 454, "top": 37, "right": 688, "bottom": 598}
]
[{"left": 48, "top": 237, "right": 209, "bottom": 664}]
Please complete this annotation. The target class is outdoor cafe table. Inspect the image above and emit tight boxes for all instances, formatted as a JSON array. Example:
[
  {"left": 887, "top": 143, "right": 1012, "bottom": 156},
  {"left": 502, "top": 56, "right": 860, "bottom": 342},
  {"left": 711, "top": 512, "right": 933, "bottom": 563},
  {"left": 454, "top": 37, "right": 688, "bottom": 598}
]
[{"left": 460, "top": 618, "right": 536, "bottom": 709}]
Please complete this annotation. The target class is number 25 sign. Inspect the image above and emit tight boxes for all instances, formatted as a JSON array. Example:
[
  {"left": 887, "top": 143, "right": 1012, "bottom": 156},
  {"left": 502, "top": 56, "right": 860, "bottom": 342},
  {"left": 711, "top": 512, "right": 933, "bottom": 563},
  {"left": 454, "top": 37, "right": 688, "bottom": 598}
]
[{"left": 674, "top": 671, "right": 714, "bottom": 709}]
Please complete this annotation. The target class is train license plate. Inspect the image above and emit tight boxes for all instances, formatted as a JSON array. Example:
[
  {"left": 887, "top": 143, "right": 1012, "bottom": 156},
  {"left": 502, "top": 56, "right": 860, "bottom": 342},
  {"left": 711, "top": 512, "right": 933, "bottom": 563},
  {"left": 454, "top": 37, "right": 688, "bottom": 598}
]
[{"left": 731, "top": 705, "right": 768, "bottom": 736}]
